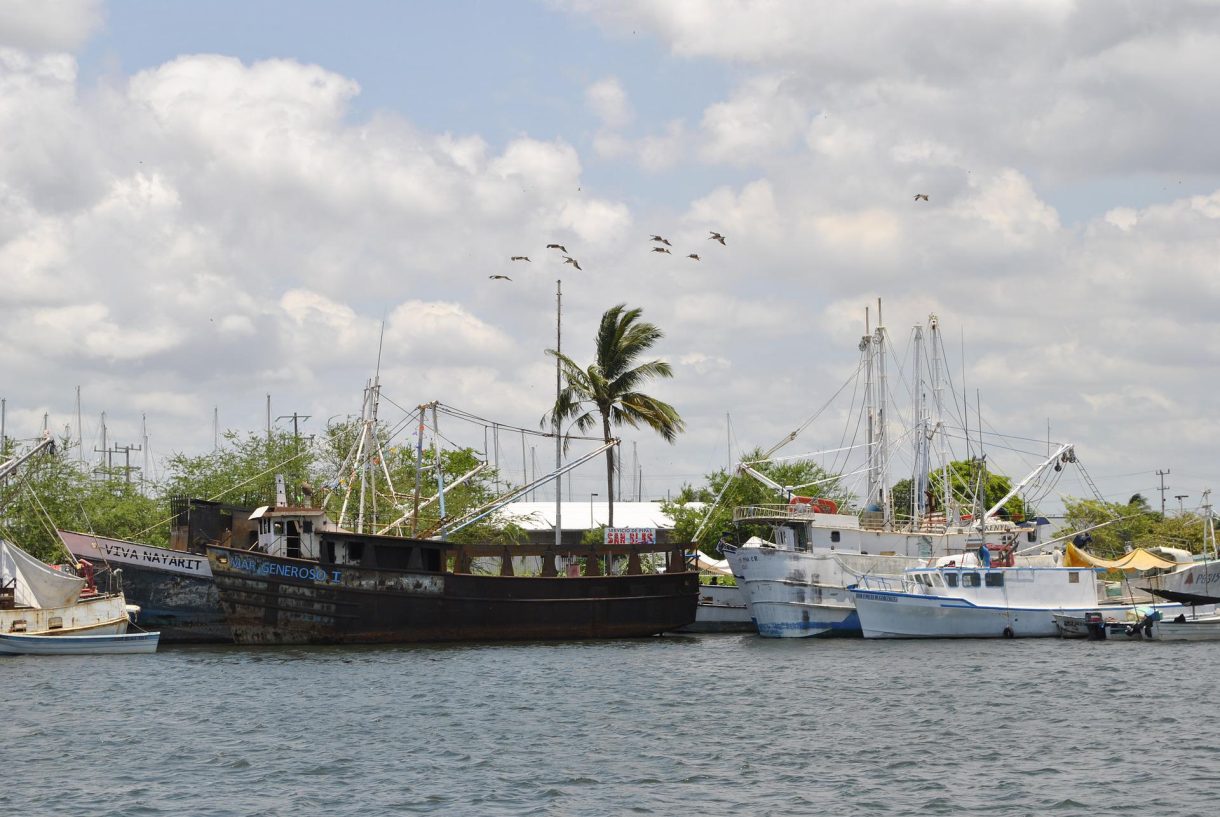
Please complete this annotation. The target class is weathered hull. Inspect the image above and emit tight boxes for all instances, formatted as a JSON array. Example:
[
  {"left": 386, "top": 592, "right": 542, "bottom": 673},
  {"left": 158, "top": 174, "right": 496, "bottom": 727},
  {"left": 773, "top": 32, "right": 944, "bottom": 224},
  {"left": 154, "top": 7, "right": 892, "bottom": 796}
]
[
  {"left": 677, "top": 583, "right": 756, "bottom": 633},
  {"left": 1, "top": 593, "right": 129, "bottom": 637},
  {"left": 206, "top": 545, "right": 699, "bottom": 645},
  {"left": 59, "top": 530, "right": 229, "bottom": 643},
  {"left": 106, "top": 566, "right": 229, "bottom": 643}
]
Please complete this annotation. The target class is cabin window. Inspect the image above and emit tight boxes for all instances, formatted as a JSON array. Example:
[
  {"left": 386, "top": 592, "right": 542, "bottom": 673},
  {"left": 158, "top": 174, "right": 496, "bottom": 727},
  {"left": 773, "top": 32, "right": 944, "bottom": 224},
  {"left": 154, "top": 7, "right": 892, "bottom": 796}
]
[
  {"left": 273, "top": 521, "right": 284, "bottom": 535},
  {"left": 1068, "top": 572, "right": 1080, "bottom": 584},
  {"left": 324, "top": 540, "right": 336, "bottom": 563},
  {"left": 985, "top": 572, "right": 1004, "bottom": 588},
  {"left": 962, "top": 572, "right": 981, "bottom": 588},
  {"left": 831, "top": 531, "right": 841, "bottom": 543},
  {"left": 303, "top": 520, "right": 314, "bottom": 534},
  {"left": 260, "top": 519, "right": 270, "bottom": 534},
  {"left": 1027, "top": 531, "right": 1037, "bottom": 543},
  {"left": 931, "top": 574, "right": 944, "bottom": 587},
  {"left": 945, "top": 573, "right": 959, "bottom": 588},
  {"left": 48, "top": 616, "right": 63, "bottom": 630},
  {"left": 347, "top": 541, "right": 364, "bottom": 564}
]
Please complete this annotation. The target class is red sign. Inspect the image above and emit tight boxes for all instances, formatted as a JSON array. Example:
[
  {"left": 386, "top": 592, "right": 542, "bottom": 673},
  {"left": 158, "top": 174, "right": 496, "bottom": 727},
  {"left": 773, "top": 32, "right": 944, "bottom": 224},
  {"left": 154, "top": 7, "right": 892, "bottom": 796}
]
[{"left": 604, "top": 527, "right": 657, "bottom": 545}]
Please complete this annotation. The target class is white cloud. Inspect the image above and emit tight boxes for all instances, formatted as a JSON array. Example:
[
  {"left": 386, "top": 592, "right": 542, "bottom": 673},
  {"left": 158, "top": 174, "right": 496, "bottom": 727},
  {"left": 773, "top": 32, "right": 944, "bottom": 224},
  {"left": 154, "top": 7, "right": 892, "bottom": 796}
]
[
  {"left": 0, "top": 1, "right": 102, "bottom": 52},
  {"left": 585, "top": 76, "right": 633, "bottom": 128},
  {"left": 3, "top": 4, "right": 1220, "bottom": 509}
]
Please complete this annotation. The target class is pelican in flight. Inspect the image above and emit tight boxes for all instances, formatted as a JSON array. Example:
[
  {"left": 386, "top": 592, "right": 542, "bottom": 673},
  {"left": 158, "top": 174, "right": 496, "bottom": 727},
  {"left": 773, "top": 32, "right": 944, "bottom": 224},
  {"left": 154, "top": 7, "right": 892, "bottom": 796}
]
[
  {"left": 708, "top": 231, "right": 726, "bottom": 245},
  {"left": 914, "top": 194, "right": 929, "bottom": 201},
  {"left": 650, "top": 235, "right": 672, "bottom": 246},
  {"left": 652, "top": 247, "right": 671, "bottom": 254},
  {"left": 687, "top": 253, "right": 700, "bottom": 261},
  {"left": 563, "top": 256, "right": 582, "bottom": 270},
  {"left": 546, "top": 243, "right": 568, "bottom": 253},
  {"left": 489, "top": 274, "right": 512, "bottom": 281},
  {"left": 510, "top": 256, "right": 530, "bottom": 262}
]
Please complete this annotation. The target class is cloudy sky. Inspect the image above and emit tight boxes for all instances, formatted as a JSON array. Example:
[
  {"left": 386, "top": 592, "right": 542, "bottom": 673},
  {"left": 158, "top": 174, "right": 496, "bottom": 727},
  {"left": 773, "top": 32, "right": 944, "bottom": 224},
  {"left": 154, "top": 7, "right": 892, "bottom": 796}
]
[{"left": 2, "top": 0, "right": 1218, "bottom": 515}]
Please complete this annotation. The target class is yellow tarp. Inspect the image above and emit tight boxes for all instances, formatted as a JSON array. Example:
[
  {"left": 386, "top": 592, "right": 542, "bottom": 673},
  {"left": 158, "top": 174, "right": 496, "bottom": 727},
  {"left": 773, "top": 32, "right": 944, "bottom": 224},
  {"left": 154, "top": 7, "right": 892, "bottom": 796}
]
[{"left": 1063, "top": 542, "right": 1181, "bottom": 572}]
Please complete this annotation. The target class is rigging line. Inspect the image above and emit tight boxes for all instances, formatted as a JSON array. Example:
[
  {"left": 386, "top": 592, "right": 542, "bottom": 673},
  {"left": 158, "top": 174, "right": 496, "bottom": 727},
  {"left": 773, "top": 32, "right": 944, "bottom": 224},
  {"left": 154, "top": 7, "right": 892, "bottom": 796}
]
[
  {"left": 19, "top": 482, "right": 67, "bottom": 562},
  {"left": 788, "top": 462, "right": 873, "bottom": 493},
  {"left": 125, "top": 445, "right": 318, "bottom": 543},
  {"left": 832, "top": 347, "right": 866, "bottom": 463},
  {"left": 762, "top": 356, "right": 868, "bottom": 458},
  {"left": 745, "top": 443, "right": 873, "bottom": 464},
  {"left": 435, "top": 402, "right": 604, "bottom": 442},
  {"left": 832, "top": 357, "right": 869, "bottom": 479},
  {"left": 937, "top": 431, "right": 1051, "bottom": 461}
]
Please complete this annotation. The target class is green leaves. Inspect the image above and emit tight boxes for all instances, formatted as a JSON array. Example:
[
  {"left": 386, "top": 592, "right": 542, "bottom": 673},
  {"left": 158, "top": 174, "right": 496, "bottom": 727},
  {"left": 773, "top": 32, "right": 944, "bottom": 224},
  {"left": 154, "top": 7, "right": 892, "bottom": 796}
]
[
  {"left": 663, "top": 448, "right": 849, "bottom": 554},
  {"left": 545, "top": 303, "right": 685, "bottom": 526}
]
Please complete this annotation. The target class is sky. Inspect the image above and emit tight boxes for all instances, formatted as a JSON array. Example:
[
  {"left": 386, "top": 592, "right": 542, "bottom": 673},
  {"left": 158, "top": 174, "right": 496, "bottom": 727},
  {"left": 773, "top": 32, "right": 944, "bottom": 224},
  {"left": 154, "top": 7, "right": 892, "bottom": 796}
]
[{"left": 2, "top": 0, "right": 1218, "bottom": 517}]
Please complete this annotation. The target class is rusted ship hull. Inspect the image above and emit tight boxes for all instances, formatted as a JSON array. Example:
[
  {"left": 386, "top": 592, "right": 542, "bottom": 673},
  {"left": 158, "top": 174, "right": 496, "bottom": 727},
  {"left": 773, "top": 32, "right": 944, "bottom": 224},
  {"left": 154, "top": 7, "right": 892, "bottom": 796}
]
[
  {"left": 59, "top": 529, "right": 230, "bottom": 643},
  {"left": 205, "top": 544, "right": 699, "bottom": 644}
]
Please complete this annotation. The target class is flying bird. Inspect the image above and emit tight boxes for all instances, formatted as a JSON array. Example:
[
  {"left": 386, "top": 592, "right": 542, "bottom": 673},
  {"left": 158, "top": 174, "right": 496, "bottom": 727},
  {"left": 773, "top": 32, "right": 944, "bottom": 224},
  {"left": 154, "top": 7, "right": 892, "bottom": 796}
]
[
  {"left": 708, "top": 231, "right": 726, "bottom": 245},
  {"left": 510, "top": 256, "right": 530, "bottom": 262},
  {"left": 562, "top": 256, "right": 582, "bottom": 270},
  {"left": 546, "top": 243, "right": 568, "bottom": 253},
  {"left": 652, "top": 247, "right": 671, "bottom": 254},
  {"left": 687, "top": 253, "right": 700, "bottom": 261},
  {"left": 650, "top": 235, "right": 672, "bottom": 246},
  {"left": 489, "top": 274, "right": 512, "bottom": 281},
  {"left": 914, "top": 193, "right": 929, "bottom": 201}
]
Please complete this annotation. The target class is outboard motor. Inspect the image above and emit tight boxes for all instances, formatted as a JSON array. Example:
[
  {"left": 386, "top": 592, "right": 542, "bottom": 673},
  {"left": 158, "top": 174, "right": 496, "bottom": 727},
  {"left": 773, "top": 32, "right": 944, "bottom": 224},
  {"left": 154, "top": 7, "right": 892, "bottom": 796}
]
[{"left": 1084, "top": 611, "right": 1107, "bottom": 640}]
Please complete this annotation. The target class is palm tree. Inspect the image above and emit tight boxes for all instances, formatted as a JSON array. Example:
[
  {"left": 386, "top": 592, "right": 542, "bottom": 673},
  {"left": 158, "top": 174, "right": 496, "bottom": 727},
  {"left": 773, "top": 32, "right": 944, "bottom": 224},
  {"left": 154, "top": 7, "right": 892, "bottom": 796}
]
[{"left": 547, "top": 304, "right": 685, "bottom": 528}]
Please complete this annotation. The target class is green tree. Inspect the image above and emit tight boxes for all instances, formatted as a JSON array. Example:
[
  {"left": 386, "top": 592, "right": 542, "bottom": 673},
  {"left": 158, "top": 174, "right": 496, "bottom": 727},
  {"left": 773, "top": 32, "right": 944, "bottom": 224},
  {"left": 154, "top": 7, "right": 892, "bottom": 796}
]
[
  {"left": 162, "top": 428, "right": 314, "bottom": 510},
  {"left": 0, "top": 440, "right": 163, "bottom": 561},
  {"left": 891, "top": 458, "right": 1028, "bottom": 523},
  {"left": 662, "top": 448, "right": 850, "bottom": 555},
  {"left": 1059, "top": 495, "right": 1208, "bottom": 556},
  {"left": 547, "top": 304, "right": 684, "bottom": 528}
]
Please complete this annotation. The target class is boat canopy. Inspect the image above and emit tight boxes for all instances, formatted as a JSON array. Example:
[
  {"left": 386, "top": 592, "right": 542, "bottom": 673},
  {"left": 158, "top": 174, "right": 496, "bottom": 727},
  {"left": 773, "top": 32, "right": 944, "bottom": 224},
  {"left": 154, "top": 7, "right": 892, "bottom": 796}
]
[
  {"left": 1, "top": 539, "right": 85, "bottom": 608},
  {"left": 1063, "top": 542, "right": 1180, "bottom": 572}
]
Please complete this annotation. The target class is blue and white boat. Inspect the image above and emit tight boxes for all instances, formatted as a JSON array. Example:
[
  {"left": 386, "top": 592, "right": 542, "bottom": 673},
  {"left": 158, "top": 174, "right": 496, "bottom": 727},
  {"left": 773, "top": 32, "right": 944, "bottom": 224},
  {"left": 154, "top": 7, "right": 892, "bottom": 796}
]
[
  {"left": 849, "top": 553, "right": 1204, "bottom": 639},
  {"left": 0, "top": 630, "right": 160, "bottom": 655}
]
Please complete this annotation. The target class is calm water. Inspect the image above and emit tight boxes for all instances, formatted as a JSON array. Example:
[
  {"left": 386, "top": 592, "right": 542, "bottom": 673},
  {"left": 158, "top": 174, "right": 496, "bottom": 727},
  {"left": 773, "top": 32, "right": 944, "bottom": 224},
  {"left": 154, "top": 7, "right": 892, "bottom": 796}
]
[{"left": 3, "top": 635, "right": 1218, "bottom": 816}]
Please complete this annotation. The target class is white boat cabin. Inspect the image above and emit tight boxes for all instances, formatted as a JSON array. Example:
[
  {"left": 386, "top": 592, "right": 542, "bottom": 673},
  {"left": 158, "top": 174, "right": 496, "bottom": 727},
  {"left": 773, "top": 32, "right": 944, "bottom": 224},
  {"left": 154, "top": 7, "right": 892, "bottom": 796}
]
[
  {"left": 864, "top": 563, "right": 1102, "bottom": 608},
  {"left": 250, "top": 506, "right": 338, "bottom": 561},
  {"left": 733, "top": 497, "right": 1048, "bottom": 558}
]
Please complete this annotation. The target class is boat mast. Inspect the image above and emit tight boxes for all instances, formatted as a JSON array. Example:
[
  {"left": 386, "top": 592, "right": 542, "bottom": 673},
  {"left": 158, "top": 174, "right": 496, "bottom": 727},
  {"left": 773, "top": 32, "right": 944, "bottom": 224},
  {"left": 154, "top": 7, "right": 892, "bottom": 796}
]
[
  {"left": 911, "top": 322, "right": 928, "bottom": 527},
  {"left": 1203, "top": 489, "right": 1215, "bottom": 560},
  {"left": 929, "top": 315, "right": 952, "bottom": 525},
  {"left": 432, "top": 402, "right": 447, "bottom": 539},
  {"left": 861, "top": 307, "right": 876, "bottom": 511},
  {"left": 411, "top": 404, "right": 426, "bottom": 535},
  {"left": 875, "top": 299, "right": 891, "bottom": 528},
  {"left": 555, "top": 279, "right": 563, "bottom": 549}
]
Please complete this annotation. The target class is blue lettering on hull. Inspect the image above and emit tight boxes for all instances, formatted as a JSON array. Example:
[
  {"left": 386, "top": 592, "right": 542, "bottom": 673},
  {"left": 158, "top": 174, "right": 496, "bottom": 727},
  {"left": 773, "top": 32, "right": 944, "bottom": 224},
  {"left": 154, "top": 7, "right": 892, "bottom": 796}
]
[{"left": 228, "top": 554, "right": 341, "bottom": 584}]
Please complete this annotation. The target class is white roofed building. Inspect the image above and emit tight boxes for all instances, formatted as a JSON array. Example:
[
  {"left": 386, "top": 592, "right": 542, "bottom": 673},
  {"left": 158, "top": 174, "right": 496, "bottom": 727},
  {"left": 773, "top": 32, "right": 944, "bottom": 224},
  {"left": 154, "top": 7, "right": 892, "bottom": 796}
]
[{"left": 494, "top": 501, "right": 703, "bottom": 546}]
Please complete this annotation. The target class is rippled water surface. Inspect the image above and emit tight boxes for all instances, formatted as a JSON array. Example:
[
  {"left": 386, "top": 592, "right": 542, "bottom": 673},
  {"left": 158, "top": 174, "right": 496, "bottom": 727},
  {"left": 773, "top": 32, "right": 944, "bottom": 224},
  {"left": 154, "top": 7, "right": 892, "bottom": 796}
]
[{"left": 3, "top": 635, "right": 1218, "bottom": 816}]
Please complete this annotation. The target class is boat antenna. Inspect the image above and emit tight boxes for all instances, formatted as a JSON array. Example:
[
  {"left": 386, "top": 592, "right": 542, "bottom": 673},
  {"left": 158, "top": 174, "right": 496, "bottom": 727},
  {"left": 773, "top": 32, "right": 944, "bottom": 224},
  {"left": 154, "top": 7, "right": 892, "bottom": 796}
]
[{"left": 555, "top": 279, "right": 563, "bottom": 549}]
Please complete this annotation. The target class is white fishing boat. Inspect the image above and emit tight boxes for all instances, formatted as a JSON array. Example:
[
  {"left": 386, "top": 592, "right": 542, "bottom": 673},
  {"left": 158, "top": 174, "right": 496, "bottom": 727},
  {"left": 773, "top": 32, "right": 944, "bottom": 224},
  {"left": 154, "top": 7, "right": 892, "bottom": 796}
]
[
  {"left": 0, "top": 630, "right": 159, "bottom": 655},
  {"left": 1140, "top": 490, "right": 1220, "bottom": 605},
  {"left": 850, "top": 554, "right": 1196, "bottom": 638},
  {"left": 2, "top": 539, "right": 131, "bottom": 637},
  {"left": 722, "top": 311, "right": 1067, "bottom": 638}
]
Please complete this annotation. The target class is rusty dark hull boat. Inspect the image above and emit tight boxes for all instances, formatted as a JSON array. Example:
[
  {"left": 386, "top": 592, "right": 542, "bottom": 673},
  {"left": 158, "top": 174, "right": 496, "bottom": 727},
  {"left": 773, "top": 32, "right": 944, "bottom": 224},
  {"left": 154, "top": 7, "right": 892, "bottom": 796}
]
[{"left": 204, "top": 519, "right": 698, "bottom": 644}]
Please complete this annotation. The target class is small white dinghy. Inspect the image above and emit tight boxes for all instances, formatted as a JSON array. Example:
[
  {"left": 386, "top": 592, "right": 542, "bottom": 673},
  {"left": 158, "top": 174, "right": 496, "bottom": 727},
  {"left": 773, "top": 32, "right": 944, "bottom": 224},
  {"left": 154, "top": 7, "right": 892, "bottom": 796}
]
[{"left": 0, "top": 630, "right": 160, "bottom": 655}]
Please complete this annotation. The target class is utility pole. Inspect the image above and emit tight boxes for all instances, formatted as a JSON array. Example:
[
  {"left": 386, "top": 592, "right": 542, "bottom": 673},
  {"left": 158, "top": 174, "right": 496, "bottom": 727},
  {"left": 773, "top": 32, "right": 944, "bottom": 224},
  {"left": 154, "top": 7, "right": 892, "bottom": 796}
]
[
  {"left": 1175, "top": 494, "right": 1189, "bottom": 516},
  {"left": 1157, "top": 469, "right": 1171, "bottom": 519},
  {"left": 275, "top": 412, "right": 311, "bottom": 450}
]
